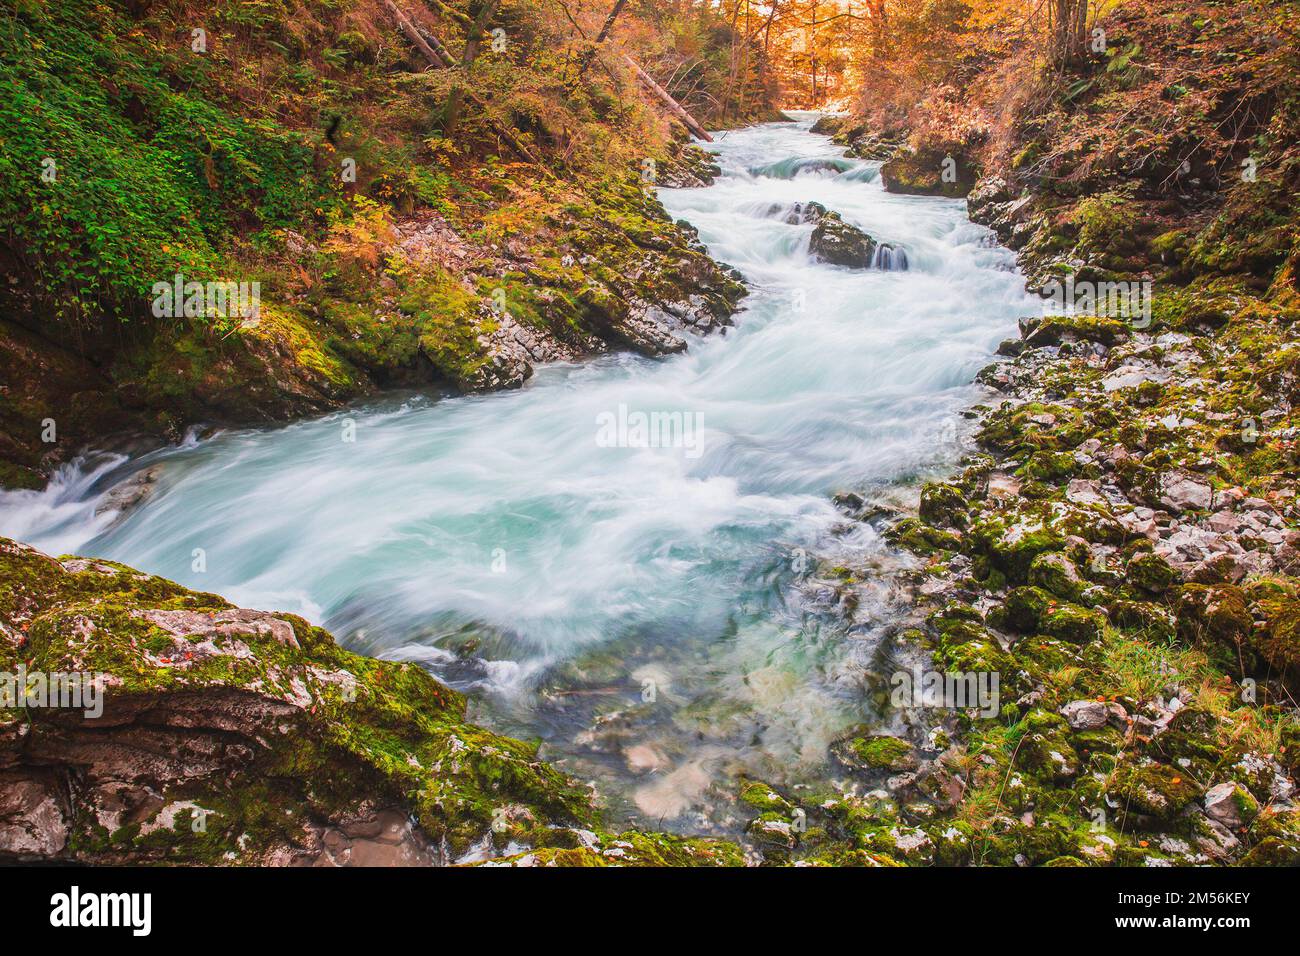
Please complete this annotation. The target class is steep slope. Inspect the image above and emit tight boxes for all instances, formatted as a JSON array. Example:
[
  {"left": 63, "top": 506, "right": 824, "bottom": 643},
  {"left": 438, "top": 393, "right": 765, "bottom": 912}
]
[{"left": 0, "top": 0, "right": 750, "bottom": 488}]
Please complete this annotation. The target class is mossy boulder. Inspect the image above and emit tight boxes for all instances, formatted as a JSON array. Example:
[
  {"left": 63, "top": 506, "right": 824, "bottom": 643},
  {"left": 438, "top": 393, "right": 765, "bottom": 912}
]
[
  {"left": 1003, "top": 586, "right": 1055, "bottom": 632},
  {"left": 1028, "top": 551, "right": 1087, "bottom": 602},
  {"left": 1024, "top": 314, "right": 1131, "bottom": 348},
  {"left": 1203, "top": 781, "right": 1259, "bottom": 829},
  {"left": 1015, "top": 711, "right": 1080, "bottom": 782},
  {"left": 1174, "top": 584, "right": 1255, "bottom": 670},
  {"left": 808, "top": 210, "right": 879, "bottom": 267},
  {"left": 1126, "top": 551, "right": 1177, "bottom": 594},
  {"left": 1144, "top": 708, "right": 1223, "bottom": 779},
  {"left": 1110, "top": 599, "right": 1177, "bottom": 640},
  {"left": 880, "top": 147, "right": 976, "bottom": 198},
  {"left": 831, "top": 731, "right": 918, "bottom": 773},
  {"left": 1016, "top": 451, "right": 1076, "bottom": 484},
  {"left": 886, "top": 517, "right": 962, "bottom": 555},
  {"left": 919, "top": 482, "right": 969, "bottom": 530},
  {"left": 1244, "top": 577, "right": 1300, "bottom": 689},
  {"left": 0, "top": 538, "right": 596, "bottom": 864},
  {"left": 969, "top": 516, "right": 1066, "bottom": 584},
  {"left": 1108, "top": 760, "right": 1202, "bottom": 821},
  {"left": 738, "top": 778, "right": 796, "bottom": 815},
  {"left": 1041, "top": 604, "right": 1107, "bottom": 644}
]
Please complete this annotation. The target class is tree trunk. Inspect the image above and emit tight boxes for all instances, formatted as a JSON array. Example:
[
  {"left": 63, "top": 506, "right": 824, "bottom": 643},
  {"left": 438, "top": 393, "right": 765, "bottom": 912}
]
[
  {"left": 624, "top": 55, "right": 714, "bottom": 142},
  {"left": 444, "top": 0, "right": 502, "bottom": 136},
  {"left": 382, "top": 0, "right": 450, "bottom": 67},
  {"left": 809, "top": 0, "right": 818, "bottom": 105},
  {"left": 382, "top": 0, "right": 543, "bottom": 166},
  {"left": 574, "top": 0, "right": 630, "bottom": 80}
]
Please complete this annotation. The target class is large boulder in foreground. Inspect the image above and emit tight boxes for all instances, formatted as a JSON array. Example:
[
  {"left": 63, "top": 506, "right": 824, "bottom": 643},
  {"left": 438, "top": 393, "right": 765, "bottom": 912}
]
[{"left": 0, "top": 537, "right": 602, "bottom": 864}]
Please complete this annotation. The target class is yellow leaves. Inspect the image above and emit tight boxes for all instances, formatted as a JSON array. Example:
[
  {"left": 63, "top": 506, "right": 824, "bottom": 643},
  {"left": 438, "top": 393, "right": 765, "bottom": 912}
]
[
  {"left": 423, "top": 137, "right": 462, "bottom": 164},
  {"left": 322, "top": 195, "right": 398, "bottom": 275}
]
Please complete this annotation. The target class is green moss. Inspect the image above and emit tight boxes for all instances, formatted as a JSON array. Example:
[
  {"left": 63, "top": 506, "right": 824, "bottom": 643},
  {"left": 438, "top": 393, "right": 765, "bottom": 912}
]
[
  {"left": 919, "top": 482, "right": 969, "bottom": 529},
  {"left": 1003, "top": 586, "right": 1054, "bottom": 632},
  {"left": 1041, "top": 604, "right": 1107, "bottom": 644},
  {"left": 1108, "top": 759, "right": 1201, "bottom": 821},
  {"left": 886, "top": 517, "right": 962, "bottom": 555},
  {"left": 1175, "top": 584, "right": 1254, "bottom": 671},
  {"left": 832, "top": 731, "right": 917, "bottom": 772},
  {"left": 738, "top": 778, "right": 796, "bottom": 814},
  {"left": 1126, "top": 552, "right": 1176, "bottom": 594},
  {"left": 1, "top": 537, "right": 596, "bottom": 861},
  {"left": 1028, "top": 551, "right": 1086, "bottom": 601}
]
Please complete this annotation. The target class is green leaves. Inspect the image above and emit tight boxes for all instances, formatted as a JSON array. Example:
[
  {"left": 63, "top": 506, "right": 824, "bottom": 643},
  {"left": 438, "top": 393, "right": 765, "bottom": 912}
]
[{"left": 0, "top": 0, "right": 343, "bottom": 323}]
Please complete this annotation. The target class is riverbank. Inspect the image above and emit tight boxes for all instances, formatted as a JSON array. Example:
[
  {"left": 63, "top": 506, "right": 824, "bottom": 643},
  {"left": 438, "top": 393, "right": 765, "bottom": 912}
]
[
  {"left": 0, "top": 534, "right": 757, "bottom": 864},
  {"left": 721, "top": 1, "right": 1300, "bottom": 866},
  {"left": 0, "top": 0, "right": 751, "bottom": 491}
]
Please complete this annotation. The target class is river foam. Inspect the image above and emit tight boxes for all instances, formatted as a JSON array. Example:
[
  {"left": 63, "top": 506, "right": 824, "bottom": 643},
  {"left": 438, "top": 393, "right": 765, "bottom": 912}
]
[{"left": 0, "top": 112, "right": 1037, "bottom": 828}]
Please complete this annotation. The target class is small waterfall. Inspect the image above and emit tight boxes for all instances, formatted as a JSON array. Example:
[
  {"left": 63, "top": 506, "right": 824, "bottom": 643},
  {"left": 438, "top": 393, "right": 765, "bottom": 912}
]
[
  {"left": 872, "top": 243, "right": 910, "bottom": 271},
  {"left": 746, "top": 156, "right": 855, "bottom": 179},
  {"left": 836, "top": 165, "right": 880, "bottom": 184}
]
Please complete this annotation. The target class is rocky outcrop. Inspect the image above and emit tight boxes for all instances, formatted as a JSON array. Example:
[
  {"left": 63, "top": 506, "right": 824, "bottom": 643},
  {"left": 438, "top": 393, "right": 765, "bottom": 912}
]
[
  {"left": 0, "top": 537, "right": 748, "bottom": 866},
  {"left": 808, "top": 115, "right": 906, "bottom": 161},
  {"left": 657, "top": 142, "right": 723, "bottom": 188},
  {"left": 0, "top": 538, "right": 581, "bottom": 864},
  {"left": 728, "top": 93, "right": 1300, "bottom": 864},
  {"left": 880, "top": 147, "right": 977, "bottom": 198}
]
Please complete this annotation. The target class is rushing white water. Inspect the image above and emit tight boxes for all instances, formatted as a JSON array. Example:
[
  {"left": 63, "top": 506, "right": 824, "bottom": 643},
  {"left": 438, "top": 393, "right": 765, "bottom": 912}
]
[{"left": 0, "top": 113, "right": 1036, "bottom": 828}]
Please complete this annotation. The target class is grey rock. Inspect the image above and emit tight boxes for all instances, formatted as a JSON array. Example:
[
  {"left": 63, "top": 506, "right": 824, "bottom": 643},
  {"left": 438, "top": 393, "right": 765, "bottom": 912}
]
[
  {"left": 808, "top": 210, "right": 878, "bottom": 267},
  {"left": 1061, "top": 699, "right": 1109, "bottom": 731},
  {"left": 1158, "top": 469, "right": 1213, "bottom": 512},
  {"left": 1204, "top": 781, "right": 1256, "bottom": 829}
]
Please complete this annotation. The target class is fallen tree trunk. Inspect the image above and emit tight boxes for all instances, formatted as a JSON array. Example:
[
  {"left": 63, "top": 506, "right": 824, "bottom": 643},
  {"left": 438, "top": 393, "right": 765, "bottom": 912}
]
[
  {"left": 382, "top": 0, "right": 450, "bottom": 68},
  {"left": 574, "top": 0, "right": 630, "bottom": 79},
  {"left": 563, "top": 0, "right": 713, "bottom": 143},
  {"left": 623, "top": 54, "right": 714, "bottom": 143},
  {"left": 381, "top": 0, "right": 546, "bottom": 168}
]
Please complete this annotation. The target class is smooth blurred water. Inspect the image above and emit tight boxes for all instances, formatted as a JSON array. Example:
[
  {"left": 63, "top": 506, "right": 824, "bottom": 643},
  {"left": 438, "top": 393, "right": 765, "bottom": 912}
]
[{"left": 0, "top": 113, "right": 1035, "bottom": 828}]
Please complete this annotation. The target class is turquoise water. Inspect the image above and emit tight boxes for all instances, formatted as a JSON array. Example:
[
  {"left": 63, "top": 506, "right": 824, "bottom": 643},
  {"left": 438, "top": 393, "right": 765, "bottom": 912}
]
[{"left": 0, "top": 113, "right": 1035, "bottom": 829}]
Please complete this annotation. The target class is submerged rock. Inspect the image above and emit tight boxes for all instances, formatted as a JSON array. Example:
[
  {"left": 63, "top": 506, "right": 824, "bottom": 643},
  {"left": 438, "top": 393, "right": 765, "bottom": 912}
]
[
  {"left": 831, "top": 730, "right": 918, "bottom": 773},
  {"left": 94, "top": 467, "right": 160, "bottom": 519}
]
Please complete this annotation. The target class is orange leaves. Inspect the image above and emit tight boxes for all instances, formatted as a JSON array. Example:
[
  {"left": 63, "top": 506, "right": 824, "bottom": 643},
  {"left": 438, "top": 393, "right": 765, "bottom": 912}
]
[{"left": 322, "top": 195, "right": 399, "bottom": 273}]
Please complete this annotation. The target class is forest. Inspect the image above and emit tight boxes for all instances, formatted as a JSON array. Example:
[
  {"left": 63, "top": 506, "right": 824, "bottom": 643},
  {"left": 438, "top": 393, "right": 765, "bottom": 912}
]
[{"left": 0, "top": 0, "right": 1299, "bottom": 882}]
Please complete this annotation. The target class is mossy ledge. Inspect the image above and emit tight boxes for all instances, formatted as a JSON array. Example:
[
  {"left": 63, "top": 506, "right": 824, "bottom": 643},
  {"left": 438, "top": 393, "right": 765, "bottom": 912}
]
[{"left": 0, "top": 537, "right": 740, "bottom": 866}]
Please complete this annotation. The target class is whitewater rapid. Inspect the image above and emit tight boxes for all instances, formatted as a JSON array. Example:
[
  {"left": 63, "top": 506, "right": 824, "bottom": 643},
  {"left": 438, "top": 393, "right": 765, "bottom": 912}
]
[{"left": 0, "top": 112, "right": 1037, "bottom": 827}]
